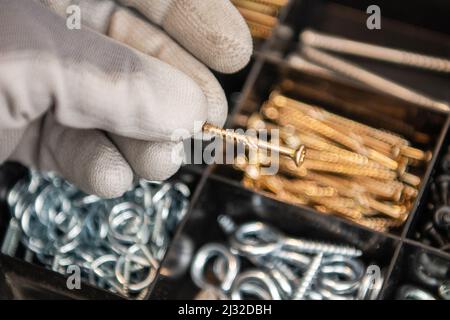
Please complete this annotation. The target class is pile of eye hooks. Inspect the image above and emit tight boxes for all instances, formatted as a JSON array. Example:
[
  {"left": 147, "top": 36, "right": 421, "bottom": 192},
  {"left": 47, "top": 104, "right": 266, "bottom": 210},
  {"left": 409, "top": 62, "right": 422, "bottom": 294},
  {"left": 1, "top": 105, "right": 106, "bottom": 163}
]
[
  {"left": 190, "top": 216, "right": 383, "bottom": 300},
  {"left": 1, "top": 170, "right": 190, "bottom": 299}
]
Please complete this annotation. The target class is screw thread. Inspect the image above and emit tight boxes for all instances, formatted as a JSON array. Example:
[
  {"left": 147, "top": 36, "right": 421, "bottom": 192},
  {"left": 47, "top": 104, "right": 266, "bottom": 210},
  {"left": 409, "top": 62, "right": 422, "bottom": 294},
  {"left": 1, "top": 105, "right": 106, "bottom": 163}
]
[
  {"left": 293, "top": 253, "right": 323, "bottom": 300},
  {"left": 217, "top": 215, "right": 237, "bottom": 234},
  {"left": 285, "top": 239, "right": 362, "bottom": 257}
]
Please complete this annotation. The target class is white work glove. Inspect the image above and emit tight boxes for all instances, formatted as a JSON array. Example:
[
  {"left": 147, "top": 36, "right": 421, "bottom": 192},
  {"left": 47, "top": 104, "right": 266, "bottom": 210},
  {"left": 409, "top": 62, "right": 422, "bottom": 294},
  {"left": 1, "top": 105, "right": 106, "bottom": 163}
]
[{"left": 0, "top": 0, "right": 252, "bottom": 197}]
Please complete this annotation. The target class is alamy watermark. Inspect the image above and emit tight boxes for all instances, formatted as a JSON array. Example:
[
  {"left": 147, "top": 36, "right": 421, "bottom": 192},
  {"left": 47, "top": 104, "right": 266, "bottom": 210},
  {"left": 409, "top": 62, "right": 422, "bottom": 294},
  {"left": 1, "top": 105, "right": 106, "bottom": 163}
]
[
  {"left": 366, "top": 264, "right": 383, "bottom": 292},
  {"left": 66, "top": 5, "right": 81, "bottom": 30},
  {"left": 66, "top": 265, "right": 81, "bottom": 290},
  {"left": 367, "top": 5, "right": 381, "bottom": 30}
]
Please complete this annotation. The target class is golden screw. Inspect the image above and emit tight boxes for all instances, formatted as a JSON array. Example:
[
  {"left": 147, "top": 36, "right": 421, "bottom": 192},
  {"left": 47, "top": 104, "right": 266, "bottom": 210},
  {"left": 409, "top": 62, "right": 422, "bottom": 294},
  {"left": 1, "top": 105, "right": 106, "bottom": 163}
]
[
  {"left": 231, "top": 0, "right": 279, "bottom": 15},
  {"left": 304, "top": 172, "right": 405, "bottom": 219},
  {"left": 235, "top": 90, "right": 428, "bottom": 231},
  {"left": 241, "top": 164, "right": 309, "bottom": 205},
  {"left": 400, "top": 172, "right": 421, "bottom": 187},
  {"left": 353, "top": 216, "right": 407, "bottom": 231},
  {"left": 246, "top": 21, "right": 273, "bottom": 39},
  {"left": 308, "top": 196, "right": 363, "bottom": 220},
  {"left": 276, "top": 175, "right": 337, "bottom": 197},
  {"left": 364, "top": 198, "right": 406, "bottom": 220},
  {"left": 270, "top": 92, "right": 414, "bottom": 149},
  {"left": 203, "top": 122, "right": 306, "bottom": 167},
  {"left": 249, "top": 112, "right": 372, "bottom": 167},
  {"left": 402, "top": 185, "right": 419, "bottom": 199},
  {"left": 352, "top": 177, "right": 404, "bottom": 201},
  {"left": 399, "top": 145, "right": 432, "bottom": 161},
  {"left": 263, "top": 101, "right": 399, "bottom": 170},
  {"left": 283, "top": 158, "right": 397, "bottom": 180},
  {"left": 293, "top": 103, "right": 431, "bottom": 164}
]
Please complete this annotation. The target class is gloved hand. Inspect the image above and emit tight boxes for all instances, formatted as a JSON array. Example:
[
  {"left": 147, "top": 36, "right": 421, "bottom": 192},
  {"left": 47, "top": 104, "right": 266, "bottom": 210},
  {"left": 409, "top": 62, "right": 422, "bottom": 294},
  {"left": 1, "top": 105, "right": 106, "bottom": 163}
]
[{"left": 0, "top": 0, "right": 252, "bottom": 197}]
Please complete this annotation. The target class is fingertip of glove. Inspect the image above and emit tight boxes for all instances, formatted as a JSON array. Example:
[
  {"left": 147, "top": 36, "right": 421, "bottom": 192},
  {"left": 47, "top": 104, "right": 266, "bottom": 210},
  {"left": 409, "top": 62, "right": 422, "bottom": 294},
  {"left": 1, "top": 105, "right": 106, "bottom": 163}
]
[
  {"left": 141, "top": 59, "right": 209, "bottom": 140},
  {"left": 206, "top": 29, "right": 253, "bottom": 74},
  {"left": 163, "top": 0, "right": 253, "bottom": 74},
  {"left": 138, "top": 142, "right": 184, "bottom": 181},
  {"left": 70, "top": 141, "right": 134, "bottom": 199},
  {"left": 114, "top": 139, "right": 184, "bottom": 182},
  {"left": 143, "top": 143, "right": 184, "bottom": 181},
  {"left": 88, "top": 168, "right": 133, "bottom": 199},
  {"left": 84, "top": 157, "right": 134, "bottom": 199}
]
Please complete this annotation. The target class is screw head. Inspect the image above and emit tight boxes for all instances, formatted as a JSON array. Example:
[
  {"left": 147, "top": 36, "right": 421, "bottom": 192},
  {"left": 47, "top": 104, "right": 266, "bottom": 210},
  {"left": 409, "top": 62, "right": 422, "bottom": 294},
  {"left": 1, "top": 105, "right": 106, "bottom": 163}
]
[
  {"left": 422, "top": 222, "right": 446, "bottom": 247},
  {"left": 433, "top": 206, "right": 450, "bottom": 232},
  {"left": 294, "top": 145, "right": 307, "bottom": 167}
]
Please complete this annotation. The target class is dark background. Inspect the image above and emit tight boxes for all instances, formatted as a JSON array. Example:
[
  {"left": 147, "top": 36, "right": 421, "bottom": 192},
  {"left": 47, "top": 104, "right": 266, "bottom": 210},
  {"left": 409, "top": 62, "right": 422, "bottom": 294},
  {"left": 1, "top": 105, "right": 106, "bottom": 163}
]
[{"left": 331, "top": 0, "right": 450, "bottom": 35}]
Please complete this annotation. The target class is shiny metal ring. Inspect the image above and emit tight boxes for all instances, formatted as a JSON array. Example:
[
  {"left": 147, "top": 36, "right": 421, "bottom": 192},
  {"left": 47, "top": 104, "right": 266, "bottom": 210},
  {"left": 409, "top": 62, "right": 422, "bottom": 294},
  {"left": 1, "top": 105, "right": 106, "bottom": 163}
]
[
  {"left": 191, "top": 243, "right": 240, "bottom": 292},
  {"left": 318, "top": 255, "right": 365, "bottom": 295},
  {"left": 115, "top": 244, "right": 159, "bottom": 292},
  {"left": 229, "top": 222, "right": 282, "bottom": 256},
  {"left": 230, "top": 270, "right": 282, "bottom": 300},
  {"left": 396, "top": 285, "right": 436, "bottom": 300}
]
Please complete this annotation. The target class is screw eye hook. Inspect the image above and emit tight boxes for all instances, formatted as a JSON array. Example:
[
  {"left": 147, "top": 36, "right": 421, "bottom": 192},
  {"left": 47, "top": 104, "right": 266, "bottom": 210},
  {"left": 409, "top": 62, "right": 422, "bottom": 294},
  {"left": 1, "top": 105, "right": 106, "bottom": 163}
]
[
  {"left": 191, "top": 243, "right": 240, "bottom": 293},
  {"left": 230, "top": 222, "right": 283, "bottom": 256}
]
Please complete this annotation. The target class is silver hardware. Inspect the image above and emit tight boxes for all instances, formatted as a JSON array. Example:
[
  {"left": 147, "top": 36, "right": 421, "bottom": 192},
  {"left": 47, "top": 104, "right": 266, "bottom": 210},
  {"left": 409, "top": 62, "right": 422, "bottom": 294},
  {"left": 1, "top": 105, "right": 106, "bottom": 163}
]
[
  {"left": 438, "top": 281, "right": 450, "bottom": 300},
  {"left": 230, "top": 221, "right": 362, "bottom": 257},
  {"left": 2, "top": 170, "right": 191, "bottom": 299},
  {"left": 230, "top": 270, "right": 282, "bottom": 300},
  {"left": 190, "top": 243, "right": 240, "bottom": 292},
  {"left": 191, "top": 216, "right": 381, "bottom": 300},
  {"left": 317, "top": 255, "right": 365, "bottom": 296},
  {"left": 396, "top": 285, "right": 436, "bottom": 300},
  {"left": 293, "top": 253, "right": 323, "bottom": 300}
]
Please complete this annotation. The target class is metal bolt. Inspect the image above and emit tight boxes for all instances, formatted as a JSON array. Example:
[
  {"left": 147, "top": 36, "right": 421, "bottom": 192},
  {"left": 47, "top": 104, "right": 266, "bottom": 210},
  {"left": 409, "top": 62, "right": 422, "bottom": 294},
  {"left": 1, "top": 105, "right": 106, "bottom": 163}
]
[
  {"left": 230, "top": 221, "right": 362, "bottom": 257},
  {"left": 282, "top": 237, "right": 362, "bottom": 257},
  {"left": 422, "top": 222, "right": 446, "bottom": 248}
]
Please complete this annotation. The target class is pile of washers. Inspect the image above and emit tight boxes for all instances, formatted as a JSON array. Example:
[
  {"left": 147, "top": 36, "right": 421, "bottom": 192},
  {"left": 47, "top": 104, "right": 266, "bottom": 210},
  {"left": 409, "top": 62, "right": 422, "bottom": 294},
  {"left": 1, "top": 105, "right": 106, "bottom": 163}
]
[
  {"left": 190, "top": 216, "right": 383, "bottom": 300},
  {"left": 1, "top": 170, "right": 190, "bottom": 299}
]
